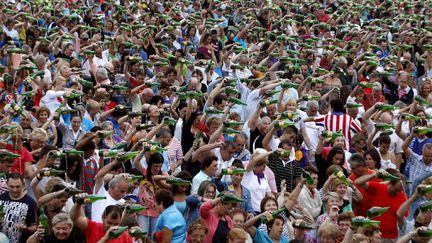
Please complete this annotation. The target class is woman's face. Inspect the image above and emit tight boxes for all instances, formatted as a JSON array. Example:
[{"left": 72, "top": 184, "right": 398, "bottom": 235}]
[
  {"left": 38, "top": 111, "right": 49, "bottom": 122},
  {"left": 53, "top": 222, "right": 72, "bottom": 240},
  {"left": 203, "top": 185, "right": 216, "bottom": 199},
  {"left": 71, "top": 116, "right": 82, "bottom": 131},
  {"left": 254, "top": 163, "right": 266, "bottom": 174},
  {"left": 232, "top": 213, "right": 245, "bottom": 229},
  {"left": 334, "top": 184, "right": 347, "bottom": 197},
  {"left": 423, "top": 84, "right": 431, "bottom": 96},
  {"left": 189, "top": 229, "right": 206, "bottom": 243},
  {"left": 264, "top": 199, "right": 278, "bottom": 212},
  {"left": 30, "top": 138, "right": 45, "bottom": 151},
  {"left": 151, "top": 163, "right": 162, "bottom": 175},
  {"left": 319, "top": 233, "right": 336, "bottom": 243},
  {"left": 331, "top": 153, "right": 344, "bottom": 165},
  {"left": 20, "top": 116, "right": 32, "bottom": 128},
  {"left": 131, "top": 116, "right": 142, "bottom": 126},
  {"left": 231, "top": 173, "right": 244, "bottom": 186},
  {"left": 365, "top": 154, "right": 376, "bottom": 169},
  {"left": 269, "top": 218, "right": 284, "bottom": 239},
  {"left": 285, "top": 102, "right": 297, "bottom": 112},
  {"left": 370, "top": 230, "right": 382, "bottom": 243},
  {"left": 326, "top": 197, "right": 338, "bottom": 210}
]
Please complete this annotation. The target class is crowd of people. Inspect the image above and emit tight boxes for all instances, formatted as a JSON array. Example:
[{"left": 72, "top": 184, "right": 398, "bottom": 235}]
[{"left": 0, "top": 0, "right": 431, "bottom": 242}]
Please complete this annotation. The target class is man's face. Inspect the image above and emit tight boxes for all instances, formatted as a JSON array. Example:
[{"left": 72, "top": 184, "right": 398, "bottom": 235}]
[
  {"left": 53, "top": 222, "right": 72, "bottom": 240},
  {"left": 307, "top": 106, "right": 318, "bottom": 117},
  {"left": 423, "top": 148, "right": 432, "bottom": 165},
  {"left": 0, "top": 160, "right": 13, "bottom": 173},
  {"left": 206, "top": 160, "right": 218, "bottom": 176},
  {"left": 109, "top": 182, "right": 128, "bottom": 200},
  {"left": 103, "top": 214, "right": 121, "bottom": 231},
  {"left": 8, "top": 178, "right": 24, "bottom": 199},
  {"left": 234, "top": 137, "right": 245, "bottom": 153},
  {"left": 389, "top": 181, "right": 404, "bottom": 197},
  {"left": 221, "top": 146, "right": 235, "bottom": 161}
]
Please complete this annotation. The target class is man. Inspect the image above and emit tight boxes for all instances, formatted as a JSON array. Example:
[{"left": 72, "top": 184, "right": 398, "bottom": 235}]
[
  {"left": 267, "top": 140, "right": 300, "bottom": 193},
  {"left": 232, "top": 134, "right": 251, "bottom": 162},
  {"left": 191, "top": 156, "right": 218, "bottom": 194},
  {"left": 91, "top": 159, "right": 128, "bottom": 223},
  {"left": 0, "top": 133, "right": 33, "bottom": 177},
  {"left": 348, "top": 153, "right": 382, "bottom": 216},
  {"left": 215, "top": 141, "right": 236, "bottom": 182},
  {"left": 0, "top": 150, "right": 15, "bottom": 194},
  {"left": 297, "top": 166, "right": 322, "bottom": 221},
  {"left": 304, "top": 100, "right": 324, "bottom": 152},
  {"left": 71, "top": 201, "right": 132, "bottom": 243},
  {"left": 0, "top": 173, "right": 37, "bottom": 243},
  {"left": 307, "top": 99, "right": 361, "bottom": 148},
  {"left": 402, "top": 133, "right": 432, "bottom": 193},
  {"left": 355, "top": 169, "right": 407, "bottom": 241},
  {"left": 156, "top": 128, "right": 181, "bottom": 173}
]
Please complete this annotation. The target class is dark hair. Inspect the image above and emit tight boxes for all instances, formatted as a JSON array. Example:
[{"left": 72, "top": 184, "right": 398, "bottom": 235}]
[
  {"left": 378, "top": 135, "right": 391, "bottom": 145},
  {"left": 59, "top": 155, "right": 82, "bottom": 181},
  {"left": 202, "top": 155, "right": 217, "bottom": 170},
  {"left": 102, "top": 205, "right": 122, "bottom": 219},
  {"left": 386, "top": 168, "right": 406, "bottom": 185},
  {"left": 223, "top": 140, "right": 235, "bottom": 150},
  {"left": 327, "top": 147, "right": 345, "bottom": 166},
  {"left": 156, "top": 128, "right": 172, "bottom": 139},
  {"left": 364, "top": 148, "right": 381, "bottom": 169},
  {"left": 232, "top": 159, "right": 244, "bottom": 169},
  {"left": 147, "top": 153, "right": 164, "bottom": 180},
  {"left": 49, "top": 183, "right": 66, "bottom": 193},
  {"left": 214, "top": 94, "right": 226, "bottom": 106},
  {"left": 279, "top": 139, "right": 293, "bottom": 148},
  {"left": 6, "top": 172, "right": 23, "bottom": 184},
  {"left": 330, "top": 99, "right": 345, "bottom": 113},
  {"left": 172, "top": 171, "right": 192, "bottom": 195},
  {"left": 348, "top": 153, "right": 366, "bottom": 167},
  {"left": 337, "top": 211, "right": 355, "bottom": 223},
  {"left": 40, "top": 144, "right": 58, "bottom": 158},
  {"left": 304, "top": 165, "right": 319, "bottom": 175},
  {"left": 260, "top": 196, "right": 278, "bottom": 213},
  {"left": 197, "top": 180, "right": 216, "bottom": 197},
  {"left": 266, "top": 215, "right": 284, "bottom": 231},
  {"left": 230, "top": 208, "right": 247, "bottom": 220},
  {"left": 155, "top": 189, "right": 174, "bottom": 209}
]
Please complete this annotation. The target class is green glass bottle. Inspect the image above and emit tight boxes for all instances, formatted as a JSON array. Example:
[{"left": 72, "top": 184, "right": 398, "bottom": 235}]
[
  {"left": 228, "top": 97, "right": 247, "bottom": 106},
  {"left": 280, "top": 112, "right": 299, "bottom": 120},
  {"left": 224, "top": 120, "right": 244, "bottom": 128},
  {"left": 126, "top": 204, "right": 147, "bottom": 213},
  {"left": 346, "top": 103, "right": 363, "bottom": 109},
  {"left": 366, "top": 207, "right": 389, "bottom": 218},
  {"left": 302, "top": 95, "right": 320, "bottom": 101},
  {"left": 374, "top": 123, "right": 395, "bottom": 130},
  {"left": 333, "top": 168, "right": 350, "bottom": 186},
  {"left": 419, "top": 201, "right": 432, "bottom": 211},
  {"left": 117, "top": 152, "right": 140, "bottom": 161},
  {"left": 321, "top": 130, "right": 344, "bottom": 140},
  {"left": 109, "top": 226, "right": 129, "bottom": 239},
  {"left": 223, "top": 128, "right": 241, "bottom": 135},
  {"left": 260, "top": 99, "right": 278, "bottom": 107},
  {"left": 273, "top": 149, "right": 291, "bottom": 157},
  {"left": 225, "top": 86, "right": 241, "bottom": 95},
  {"left": 186, "top": 91, "right": 203, "bottom": 99},
  {"left": 375, "top": 104, "right": 399, "bottom": 111},
  {"left": 39, "top": 207, "right": 49, "bottom": 231},
  {"left": 351, "top": 218, "right": 380, "bottom": 227},
  {"left": 10, "top": 102, "right": 25, "bottom": 117},
  {"left": 40, "top": 169, "right": 65, "bottom": 177},
  {"left": 230, "top": 64, "right": 244, "bottom": 70},
  {"left": 56, "top": 105, "right": 77, "bottom": 114},
  {"left": 144, "top": 145, "right": 167, "bottom": 153},
  {"left": 76, "top": 195, "right": 107, "bottom": 204},
  {"left": 205, "top": 107, "right": 225, "bottom": 114},
  {"left": 0, "top": 124, "right": 18, "bottom": 134},
  {"left": 420, "top": 185, "right": 432, "bottom": 195},
  {"left": 0, "top": 204, "right": 4, "bottom": 221},
  {"left": 400, "top": 113, "right": 421, "bottom": 121},
  {"left": 414, "top": 127, "right": 432, "bottom": 135},
  {"left": 64, "top": 149, "right": 84, "bottom": 156},
  {"left": 82, "top": 50, "right": 95, "bottom": 55},
  {"left": 98, "top": 150, "right": 120, "bottom": 158},
  {"left": 112, "top": 142, "right": 127, "bottom": 150},
  {"left": 21, "top": 91, "right": 38, "bottom": 97},
  {"left": 166, "top": 178, "right": 191, "bottom": 186},
  {"left": 136, "top": 124, "right": 155, "bottom": 131},
  {"left": 0, "top": 151, "right": 20, "bottom": 159},
  {"left": 377, "top": 173, "right": 400, "bottom": 181},
  {"left": 48, "top": 151, "right": 66, "bottom": 158},
  {"left": 280, "top": 81, "right": 300, "bottom": 89},
  {"left": 274, "top": 120, "right": 296, "bottom": 129},
  {"left": 301, "top": 169, "right": 314, "bottom": 185},
  {"left": 129, "top": 228, "right": 147, "bottom": 238},
  {"left": 127, "top": 175, "right": 144, "bottom": 182},
  {"left": 193, "top": 132, "right": 202, "bottom": 148},
  {"left": 263, "top": 90, "right": 280, "bottom": 98},
  {"left": 220, "top": 194, "right": 243, "bottom": 203},
  {"left": 415, "top": 95, "right": 432, "bottom": 107},
  {"left": 163, "top": 117, "right": 177, "bottom": 125},
  {"left": 78, "top": 79, "right": 93, "bottom": 87},
  {"left": 221, "top": 168, "right": 246, "bottom": 175},
  {"left": 261, "top": 208, "right": 286, "bottom": 223},
  {"left": 418, "top": 229, "right": 432, "bottom": 238},
  {"left": 63, "top": 92, "right": 81, "bottom": 99},
  {"left": 359, "top": 82, "right": 376, "bottom": 88}
]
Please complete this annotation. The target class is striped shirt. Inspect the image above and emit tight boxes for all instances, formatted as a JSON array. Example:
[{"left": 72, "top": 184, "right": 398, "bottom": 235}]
[
  {"left": 314, "top": 112, "right": 361, "bottom": 147},
  {"left": 267, "top": 155, "right": 300, "bottom": 193}
]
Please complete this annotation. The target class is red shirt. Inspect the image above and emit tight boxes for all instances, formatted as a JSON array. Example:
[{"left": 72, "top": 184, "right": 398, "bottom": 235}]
[
  {"left": 348, "top": 169, "right": 382, "bottom": 216},
  {"left": 84, "top": 219, "right": 133, "bottom": 243},
  {"left": 6, "top": 144, "right": 33, "bottom": 176},
  {"left": 366, "top": 182, "right": 408, "bottom": 239},
  {"left": 129, "top": 76, "right": 146, "bottom": 94}
]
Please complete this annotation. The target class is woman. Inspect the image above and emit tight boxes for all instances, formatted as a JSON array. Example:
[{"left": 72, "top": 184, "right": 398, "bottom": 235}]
[
  {"left": 40, "top": 76, "right": 75, "bottom": 114},
  {"left": 199, "top": 192, "right": 240, "bottom": 243},
  {"left": 36, "top": 106, "right": 57, "bottom": 146},
  {"left": 187, "top": 219, "right": 209, "bottom": 243},
  {"left": 136, "top": 152, "right": 167, "bottom": 235},
  {"left": 322, "top": 179, "right": 353, "bottom": 213},
  {"left": 55, "top": 113, "right": 86, "bottom": 149},
  {"left": 316, "top": 192, "right": 342, "bottom": 226},
  {"left": 367, "top": 131, "right": 397, "bottom": 170},
  {"left": 186, "top": 180, "right": 217, "bottom": 225},
  {"left": 99, "top": 120, "right": 123, "bottom": 148},
  {"left": 27, "top": 213, "right": 84, "bottom": 243},
  {"left": 241, "top": 148, "right": 273, "bottom": 214},
  {"left": 171, "top": 171, "right": 193, "bottom": 215},
  {"left": 215, "top": 161, "right": 254, "bottom": 214},
  {"left": 364, "top": 148, "right": 381, "bottom": 170},
  {"left": 245, "top": 213, "right": 289, "bottom": 243},
  {"left": 315, "top": 141, "right": 347, "bottom": 189},
  {"left": 317, "top": 222, "right": 339, "bottom": 243},
  {"left": 153, "top": 190, "right": 187, "bottom": 243}
]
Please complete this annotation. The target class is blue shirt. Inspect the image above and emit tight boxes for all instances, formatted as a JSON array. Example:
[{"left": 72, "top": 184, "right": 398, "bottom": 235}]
[
  {"left": 154, "top": 204, "right": 187, "bottom": 243},
  {"left": 253, "top": 229, "right": 289, "bottom": 243}
]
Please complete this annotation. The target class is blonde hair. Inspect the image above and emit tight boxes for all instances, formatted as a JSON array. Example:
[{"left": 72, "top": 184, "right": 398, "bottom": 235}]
[
  {"left": 45, "top": 177, "right": 65, "bottom": 193},
  {"left": 30, "top": 128, "right": 48, "bottom": 142},
  {"left": 227, "top": 228, "right": 247, "bottom": 242},
  {"left": 252, "top": 148, "right": 269, "bottom": 166},
  {"left": 187, "top": 218, "right": 209, "bottom": 235},
  {"left": 52, "top": 213, "right": 73, "bottom": 227},
  {"left": 317, "top": 222, "right": 339, "bottom": 240}
]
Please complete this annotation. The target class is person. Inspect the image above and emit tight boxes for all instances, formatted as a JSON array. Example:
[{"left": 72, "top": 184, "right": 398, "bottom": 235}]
[
  {"left": 245, "top": 213, "right": 289, "bottom": 243},
  {"left": 187, "top": 219, "right": 209, "bottom": 243},
  {"left": 317, "top": 222, "right": 339, "bottom": 243},
  {"left": 186, "top": 181, "right": 217, "bottom": 225},
  {"left": 0, "top": 173, "right": 37, "bottom": 243},
  {"left": 191, "top": 155, "right": 218, "bottom": 195},
  {"left": 355, "top": 169, "right": 408, "bottom": 241},
  {"left": 297, "top": 166, "right": 322, "bottom": 221},
  {"left": 153, "top": 189, "right": 187, "bottom": 243},
  {"left": 70, "top": 200, "right": 132, "bottom": 243},
  {"left": 27, "top": 213, "right": 83, "bottom": 243}
]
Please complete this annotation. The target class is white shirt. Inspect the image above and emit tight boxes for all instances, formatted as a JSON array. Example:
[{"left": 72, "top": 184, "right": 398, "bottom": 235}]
[
  {"left": 40, "top": 90, "right": 65, "bottom": 114},
  {"left": 91, "top": 185, "right": 125, "bottom": 223},
  {"left": 214, "top": 148, "right": 234, "bottom": 183},
  {"left": 241, "top": 171, "right": 270, "bottom": 212},
  {"left": 191, "top": 171, "right": 212, "bottom": 195},
  {"left": 2, "top": 26, "right": 19, "bottom": 39}
]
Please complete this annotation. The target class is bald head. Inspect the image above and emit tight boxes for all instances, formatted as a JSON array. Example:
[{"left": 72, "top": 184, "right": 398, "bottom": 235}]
[
  {"left": 380, "top": 112, "right": 392, "bottom": 124},
  {"left": 142, "top": 88, "right": 154, "bottom": 103}
]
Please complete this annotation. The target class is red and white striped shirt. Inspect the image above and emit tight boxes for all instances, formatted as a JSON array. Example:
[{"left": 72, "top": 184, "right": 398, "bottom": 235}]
[{"left": 314, "top": 113, "right": 362, "bottom": 147}]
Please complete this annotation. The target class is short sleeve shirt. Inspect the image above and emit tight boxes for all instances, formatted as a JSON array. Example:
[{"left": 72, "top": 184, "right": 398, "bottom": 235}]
[
  {"left": 253, "top": 229, "right": 289, "bottom": 243},
  {"left": 154, "top": 204, "right": 187, "bottom": 243},
  {"left": 83, "top": 219, "right": 133, "bottom": 243}
]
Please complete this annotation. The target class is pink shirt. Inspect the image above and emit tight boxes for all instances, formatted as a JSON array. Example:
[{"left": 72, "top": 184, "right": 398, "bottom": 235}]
[{"left": 200, "top": 200, "right": 234, "bottom": 243}]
